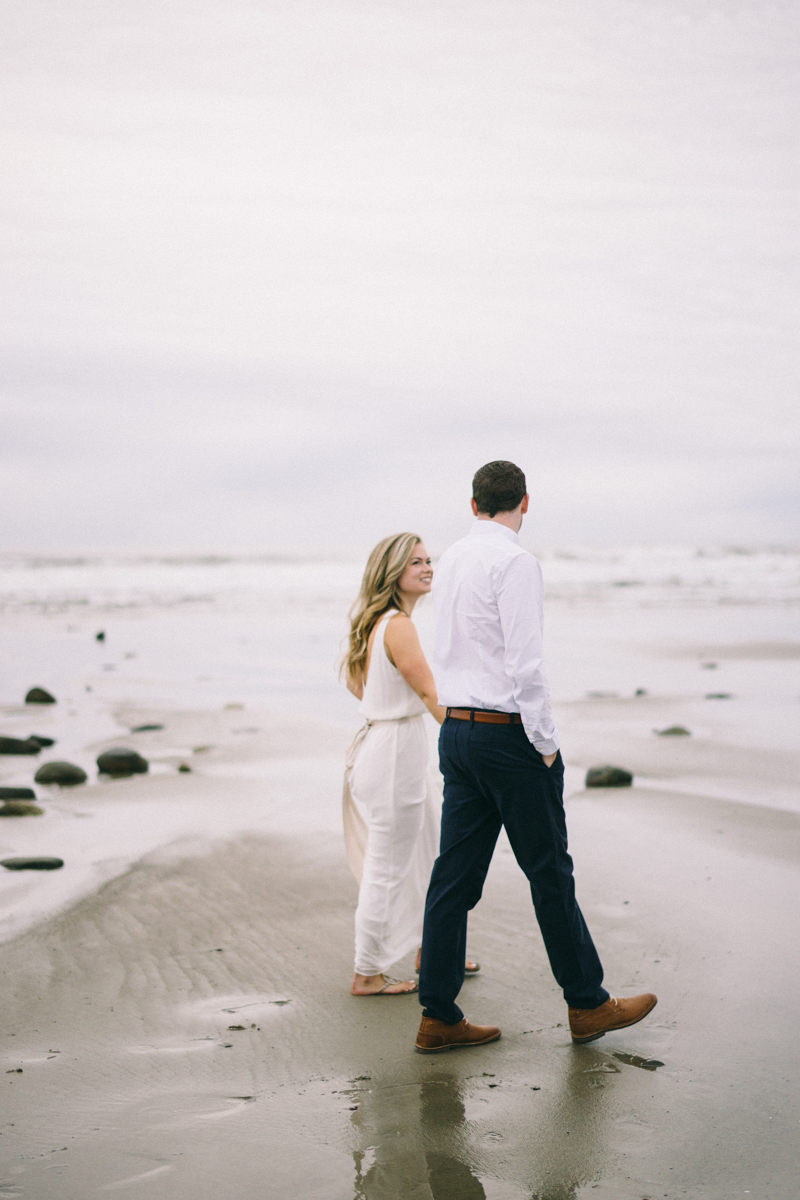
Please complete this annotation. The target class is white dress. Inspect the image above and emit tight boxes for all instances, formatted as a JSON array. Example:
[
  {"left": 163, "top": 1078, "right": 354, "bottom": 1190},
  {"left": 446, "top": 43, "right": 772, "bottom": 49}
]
[{"left": 343, "top": 610, "right": 441, "bottom": 976}]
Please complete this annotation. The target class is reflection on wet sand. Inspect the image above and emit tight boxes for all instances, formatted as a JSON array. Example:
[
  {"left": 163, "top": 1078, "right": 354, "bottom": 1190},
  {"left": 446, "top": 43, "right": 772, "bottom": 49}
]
[
  {"left": 351, "top": 1073, "right": 486, "bottom": 1199},
  {"left": 525, "top": 1044, "right": 612, "bottom": 1200},
  {"left": 348, "top": 1042, "right": 630, "bottom": 1200}
]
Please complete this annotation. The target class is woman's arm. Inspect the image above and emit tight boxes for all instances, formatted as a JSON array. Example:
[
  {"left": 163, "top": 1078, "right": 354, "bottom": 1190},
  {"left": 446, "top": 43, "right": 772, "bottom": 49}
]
[
  {"left": 384, "top": 615, "right": 446, "bottom": 724},
  {"left": 346, "top": 671, "right": 364, "bottom": 701}
]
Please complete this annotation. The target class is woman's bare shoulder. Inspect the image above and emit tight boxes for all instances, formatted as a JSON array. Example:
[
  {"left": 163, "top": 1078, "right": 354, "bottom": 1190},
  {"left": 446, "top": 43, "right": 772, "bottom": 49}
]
[
  {"left": 384, "top": 612, "right": 419, "bottom": 647},
  {"left": 385, "top": 611, "right": 413, "bottom": 632}
]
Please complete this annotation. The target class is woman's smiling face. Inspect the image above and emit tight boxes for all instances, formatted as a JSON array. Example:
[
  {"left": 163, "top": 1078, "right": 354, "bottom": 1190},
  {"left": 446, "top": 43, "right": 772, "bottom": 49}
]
[{"left": 398, "top": 543, "right": 433, "bottom": 600}]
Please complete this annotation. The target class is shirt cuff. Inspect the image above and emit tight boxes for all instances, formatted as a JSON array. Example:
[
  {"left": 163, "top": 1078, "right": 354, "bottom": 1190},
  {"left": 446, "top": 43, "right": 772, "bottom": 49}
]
[{"left": 530, "top": 735, "right": 560, "bottom": 755}]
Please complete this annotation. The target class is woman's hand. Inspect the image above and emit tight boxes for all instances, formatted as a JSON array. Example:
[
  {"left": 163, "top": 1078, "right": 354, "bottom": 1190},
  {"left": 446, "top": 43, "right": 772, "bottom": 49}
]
[{"left": 384, "top": 615, "right": 446, "bottom": 724}]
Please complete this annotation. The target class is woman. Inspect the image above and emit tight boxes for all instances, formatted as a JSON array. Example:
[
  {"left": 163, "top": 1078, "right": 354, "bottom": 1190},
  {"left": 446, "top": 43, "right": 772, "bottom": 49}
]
[{"left": 342, "top": 533, "right": 478, "bottom": 995}]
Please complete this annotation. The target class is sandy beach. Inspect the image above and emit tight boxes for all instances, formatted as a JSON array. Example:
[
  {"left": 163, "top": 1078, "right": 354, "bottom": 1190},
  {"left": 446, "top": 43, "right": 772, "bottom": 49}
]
[{"left": 1, "top": 547, "right": 799, "bottom": 1198}]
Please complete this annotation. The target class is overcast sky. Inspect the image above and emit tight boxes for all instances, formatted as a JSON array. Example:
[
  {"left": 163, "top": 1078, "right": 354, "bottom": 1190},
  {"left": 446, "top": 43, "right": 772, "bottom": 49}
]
[{"left": 1, "top": 0, "right": 798, "bottom": 551}]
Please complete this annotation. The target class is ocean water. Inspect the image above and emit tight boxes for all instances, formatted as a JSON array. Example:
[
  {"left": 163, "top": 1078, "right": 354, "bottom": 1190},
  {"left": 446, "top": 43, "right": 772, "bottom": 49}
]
[{"left": 0, "top": 544, "right": 798, "bottom": 722}]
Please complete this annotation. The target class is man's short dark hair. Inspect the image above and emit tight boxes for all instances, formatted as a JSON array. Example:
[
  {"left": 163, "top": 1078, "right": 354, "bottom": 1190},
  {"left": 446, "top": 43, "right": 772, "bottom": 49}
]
[{"left": 472, "top": 461, "right": 527, "bottom": 517}]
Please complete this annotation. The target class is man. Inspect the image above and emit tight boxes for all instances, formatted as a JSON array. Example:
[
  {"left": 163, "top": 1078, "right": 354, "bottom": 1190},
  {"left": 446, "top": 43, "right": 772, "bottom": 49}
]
[{"left": 415, "top": 460, "right": 656, "bottom": 1052}]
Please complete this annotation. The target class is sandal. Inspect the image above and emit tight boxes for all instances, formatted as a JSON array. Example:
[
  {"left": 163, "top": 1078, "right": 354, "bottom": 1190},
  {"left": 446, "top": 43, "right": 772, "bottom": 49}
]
[
  {"left": 354, "top": 974, "right": 418, "bottom": 996},
  {"left": 415, "top": 960, "right": 481, "bottom": 976}
]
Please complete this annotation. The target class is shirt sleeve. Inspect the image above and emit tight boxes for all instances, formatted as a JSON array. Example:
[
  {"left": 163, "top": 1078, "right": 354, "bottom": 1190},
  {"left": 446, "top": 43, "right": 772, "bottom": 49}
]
[{"left": 495, "top": 552, "right": 560, "bottom": 754}]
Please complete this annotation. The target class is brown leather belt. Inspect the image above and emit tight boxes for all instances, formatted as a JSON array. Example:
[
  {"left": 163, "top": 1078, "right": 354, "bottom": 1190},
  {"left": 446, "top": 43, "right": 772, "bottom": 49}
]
[{"left": 447, "top": 708, "right": 522, "bottom": 725}]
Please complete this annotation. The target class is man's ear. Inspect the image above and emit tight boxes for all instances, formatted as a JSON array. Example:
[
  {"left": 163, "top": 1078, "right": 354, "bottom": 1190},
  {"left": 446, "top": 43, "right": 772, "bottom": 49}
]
[
  {"left": 520, "top": 494, "right": 529, "bottom": 514},
  {"left": 470, "top": 498, "right": 478, "bottom": 516}
]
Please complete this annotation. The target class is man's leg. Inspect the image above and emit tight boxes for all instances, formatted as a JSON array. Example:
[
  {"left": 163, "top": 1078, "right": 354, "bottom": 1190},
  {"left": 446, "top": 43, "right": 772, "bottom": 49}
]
[
  {"left": 472, "top": 726, "right": 608, "bottom": 1010},
  {"left": 418, "top": 720, "right": 502, "bottom": 1025}
]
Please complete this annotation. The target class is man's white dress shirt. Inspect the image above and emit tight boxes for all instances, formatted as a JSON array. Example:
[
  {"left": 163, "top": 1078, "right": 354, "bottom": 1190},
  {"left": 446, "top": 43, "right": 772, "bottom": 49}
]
[{"left": 431, "top": 521, "right": 560, "bottom": 755}]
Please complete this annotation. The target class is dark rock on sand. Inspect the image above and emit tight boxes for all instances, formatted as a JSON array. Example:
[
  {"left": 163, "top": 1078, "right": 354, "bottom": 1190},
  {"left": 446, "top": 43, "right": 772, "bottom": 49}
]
[
  {"left": 0, "top": 787, "right": 37, "bottom": 800},
  {"left": 585, "top": 766, "right": 633, "bottom": 788},
  {"left": 96, "top": 747, "right": 149, "bottom": 777},
  {"left": 0, "top": 736, "right": 42, "bottom": 755},
  {"left": 178, "top": 763, "right": 192, "bottom": 773},
  {"left": 96, "top": 630, "right": 105, "bottom": 641},
  {"left": 612, "top": 1051, "right": 664, "bottom": 1071},
  {"left": 0, "top": 802, "right": 44, "bottom": 816},
  {"left": 34, "top": 761, "right": 88, "bottom": 786},
  {"left": 130, "top": 724, "right": 164, "bottom": 733},
  {"left": 28, "top": 734, "right": 56, "bottom": 747},
  {"left": 1, "top": 856, "right": 63, "bottom": 871},
  {"left": 656, "top": 725, "right": 691, "bottom": 736},
  {"left": 706, "top": 693, "right": 732, "bottom": 700},
  {"left": 25, "top": 687, "right": 56, "bottom": 704},
  {"left": 634, "top": 688, "right": 648, "bottom": 696}
]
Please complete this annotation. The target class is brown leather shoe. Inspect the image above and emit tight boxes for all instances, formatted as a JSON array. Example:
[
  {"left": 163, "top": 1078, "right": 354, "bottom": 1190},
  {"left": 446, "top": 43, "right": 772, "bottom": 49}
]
[
  {"left": 415, "top": 1015, "right": 501, "bottom": 1054},
  {"left": 569, "top": 993, "right": 657, "bottom": 1044}
]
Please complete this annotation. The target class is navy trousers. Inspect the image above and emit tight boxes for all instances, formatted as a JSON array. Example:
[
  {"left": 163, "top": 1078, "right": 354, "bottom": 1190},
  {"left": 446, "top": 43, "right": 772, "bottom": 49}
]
[{"left": 419, "top": 716, "right": 608, "bottom": 1024}]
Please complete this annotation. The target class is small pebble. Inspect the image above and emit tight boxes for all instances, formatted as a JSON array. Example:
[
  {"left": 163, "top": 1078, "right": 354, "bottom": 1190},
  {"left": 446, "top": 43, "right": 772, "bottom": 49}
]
[
  {"left": 178, "top": 763, "right": 192, "bottom": 773},
  {"left": 656, "top": 726, "right": 691, "bottom": 736},
  {"left": 25, "top": 687, "right": 56, "bottom": 704}
]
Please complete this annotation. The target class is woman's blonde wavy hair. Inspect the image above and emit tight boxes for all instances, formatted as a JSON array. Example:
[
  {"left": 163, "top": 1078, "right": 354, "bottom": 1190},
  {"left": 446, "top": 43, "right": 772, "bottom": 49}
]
[{"left": 341, "top": 532, "right": 422, "bottom": 685}]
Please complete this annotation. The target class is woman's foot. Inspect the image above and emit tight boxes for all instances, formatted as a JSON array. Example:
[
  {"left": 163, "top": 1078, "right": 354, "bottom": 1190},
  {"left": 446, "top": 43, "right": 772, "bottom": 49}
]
[
  {"left": 351, "top": 972, "right": 417, "bottom": 995},
  {"left": 414, "top": 949, "right": 480, "bottom": 975}
]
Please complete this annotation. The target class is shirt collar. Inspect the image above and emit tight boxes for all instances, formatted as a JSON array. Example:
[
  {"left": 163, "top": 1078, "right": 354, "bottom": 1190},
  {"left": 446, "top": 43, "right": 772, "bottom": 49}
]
[{"left": 468, "top": 520, "right": 521, "bottom": 545}]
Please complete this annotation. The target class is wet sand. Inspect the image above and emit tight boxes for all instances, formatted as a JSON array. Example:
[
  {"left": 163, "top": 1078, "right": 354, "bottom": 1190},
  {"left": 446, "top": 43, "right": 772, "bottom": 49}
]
[{"left": 2, "top": 729, "right": 799, "bottom": 1199}]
